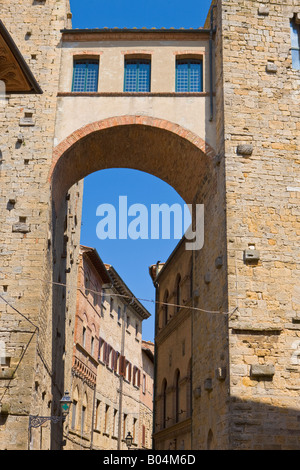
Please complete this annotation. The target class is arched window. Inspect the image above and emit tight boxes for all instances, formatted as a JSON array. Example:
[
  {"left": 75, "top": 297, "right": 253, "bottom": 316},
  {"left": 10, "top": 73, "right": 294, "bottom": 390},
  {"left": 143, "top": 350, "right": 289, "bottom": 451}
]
[
  {"left": 186, "top": 359, "right": 192, "bottom": 417},
  {"left": 81, "top": 392, "right": 88, "bottom": 435},
  {"left": 175, "top": 275, "right": 181, "bottom": 313},
  {"left": 207, "top": 429, "right": 214, "bottom": 450},
  {"left": 163, "top": 290, "right": 169, "bottom": 327},
  {"left": 174, "top": 369, "right": 180, "bottom": 423},
  {"left": 161, "top": 379, "right": 167, "bottom": 429},
  {"left": 71, "top": 386, "right": 79, "bottom": 430}
]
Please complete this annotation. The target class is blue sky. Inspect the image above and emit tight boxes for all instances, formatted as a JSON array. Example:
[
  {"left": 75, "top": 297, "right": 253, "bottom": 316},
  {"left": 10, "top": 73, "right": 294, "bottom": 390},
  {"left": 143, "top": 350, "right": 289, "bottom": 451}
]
[
  {"left": 70, "top": 0, "right": 212, "bottom": 29},
  {"left": 70, "top": 0, "right": 212, "bottom": 341}
]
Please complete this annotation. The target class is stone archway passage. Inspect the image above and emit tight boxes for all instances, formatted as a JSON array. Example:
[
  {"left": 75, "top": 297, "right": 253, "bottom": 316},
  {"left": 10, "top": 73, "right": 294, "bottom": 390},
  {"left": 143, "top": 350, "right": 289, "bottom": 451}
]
[{"left": 50, "top": 115, "right": 216, "bottom": 209}]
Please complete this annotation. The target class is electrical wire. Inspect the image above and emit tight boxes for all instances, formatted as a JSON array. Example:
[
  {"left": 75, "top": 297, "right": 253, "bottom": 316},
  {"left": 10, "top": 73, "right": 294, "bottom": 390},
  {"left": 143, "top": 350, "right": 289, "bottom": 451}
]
[
  {"left": 20, "top": 277, "right": 237, "bottom": 317},
  {"left": 0, "top": 293, "right": 39, "bottom": 330}
]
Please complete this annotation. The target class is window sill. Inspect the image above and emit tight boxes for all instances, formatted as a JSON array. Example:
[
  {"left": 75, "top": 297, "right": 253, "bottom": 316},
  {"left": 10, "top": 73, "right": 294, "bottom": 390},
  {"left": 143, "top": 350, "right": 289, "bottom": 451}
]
[{"left": 58, "top": 91, "right": 210, "bottom": 98}]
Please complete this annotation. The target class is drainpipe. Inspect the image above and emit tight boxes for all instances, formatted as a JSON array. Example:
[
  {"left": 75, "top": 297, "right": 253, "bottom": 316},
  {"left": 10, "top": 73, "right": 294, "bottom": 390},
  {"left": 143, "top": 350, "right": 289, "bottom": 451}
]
[{"left": 209, "top": 4, "right": 217, "bottom": 122}]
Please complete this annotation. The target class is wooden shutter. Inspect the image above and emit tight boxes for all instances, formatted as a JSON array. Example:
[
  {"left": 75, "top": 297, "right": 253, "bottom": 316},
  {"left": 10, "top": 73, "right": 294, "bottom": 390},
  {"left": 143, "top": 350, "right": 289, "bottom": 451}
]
[{"left": 119, "top": 355, "right": 126, "bottom": 376}]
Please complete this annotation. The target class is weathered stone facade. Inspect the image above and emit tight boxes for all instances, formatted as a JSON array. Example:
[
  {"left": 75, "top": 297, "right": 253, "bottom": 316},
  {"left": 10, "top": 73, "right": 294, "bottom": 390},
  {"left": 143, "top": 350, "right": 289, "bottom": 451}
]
[
  {"left": 150, "top": 239, "right": 193, "bottom": 450},
  {"left": 0, "top": 0, "right": 299, "bottom": 450},
  {"left": 64, "top": 246, "right": 153, "bottom": 450}
]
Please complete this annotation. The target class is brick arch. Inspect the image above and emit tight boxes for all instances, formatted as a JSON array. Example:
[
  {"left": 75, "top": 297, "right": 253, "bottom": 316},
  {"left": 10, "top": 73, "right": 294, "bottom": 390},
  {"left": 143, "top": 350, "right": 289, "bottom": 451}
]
[{"left": 50, "top": 115, "right": 216, "bottom": 208}]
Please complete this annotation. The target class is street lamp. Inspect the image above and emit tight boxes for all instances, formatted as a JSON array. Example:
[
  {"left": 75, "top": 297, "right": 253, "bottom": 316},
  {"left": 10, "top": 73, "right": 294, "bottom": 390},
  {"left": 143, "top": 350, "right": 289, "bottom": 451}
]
[
  {"left": 125, "top": 431, "right": 133, "bottom": 449},
  {"left": 29, "top": 390, "right": 72, "bottom": 429},
  {"left": 60, "top": 390, "right": 72, "bottom": 421}
]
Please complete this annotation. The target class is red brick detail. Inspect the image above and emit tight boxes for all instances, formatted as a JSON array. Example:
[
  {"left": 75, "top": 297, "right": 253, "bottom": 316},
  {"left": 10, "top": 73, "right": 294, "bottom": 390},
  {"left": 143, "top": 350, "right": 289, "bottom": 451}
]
[
  {"left": 121, "top": 50, "right": 153, "bottom": 55},
  {"left": 72, "top": 51, "right": 103, "bottom": 56},
  {"left": 173, "top": 50, "right": 205, "bottom": 56},
  {"left": 50, "top": 115, "right": 216, "bottom": 182}
]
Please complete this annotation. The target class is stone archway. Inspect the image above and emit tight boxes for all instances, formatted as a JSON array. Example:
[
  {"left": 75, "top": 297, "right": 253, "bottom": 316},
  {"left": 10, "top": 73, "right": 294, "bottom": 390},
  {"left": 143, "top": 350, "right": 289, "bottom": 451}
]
[
  {"left": 50, "top": 115, "right": 216, "bottom": 209},
  {"left": 49, "top": 114, "right": 226, "bottom": 450}
]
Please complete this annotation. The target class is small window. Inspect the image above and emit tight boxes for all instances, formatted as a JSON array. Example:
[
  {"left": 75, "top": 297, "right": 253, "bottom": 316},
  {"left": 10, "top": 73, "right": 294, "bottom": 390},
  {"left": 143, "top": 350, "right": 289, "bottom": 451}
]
[
  {"left": 123, "top": 413, "right": 127, "bottom": 438},
  {"left": 290, "top": 18, "right": 300, "bottom": 70},
  {"left": 82, "top": 326, "right": 86, "bottom": 348},
  {"left": 95, "top": 400, "right": 101, "bottom": 431},
  {"left": 175, "top": 275, "right": 181, "bottom": 313},
  {"left": 91, "top": 336, "right": 94, "bottom": 356},
  {"left": 71, "top": 400, "right": 77, "bottom": 430},
  {"left": 176, "top": 59, "right": 203, "bottom": 92},
  {"left": 81, "top": 405, "right": 86, "bottom": 434},
  {"left": 72, "top": 59, "right": 99, "bottom": 92},
  {"left": 124, "top": 59, "right": 151, "bottom": 92},
  {"left": 104, "top": 404, "right": 109, "bottom": 433},
  {"left": 142, "top": 373, "right": 146, "bottom": 394}
]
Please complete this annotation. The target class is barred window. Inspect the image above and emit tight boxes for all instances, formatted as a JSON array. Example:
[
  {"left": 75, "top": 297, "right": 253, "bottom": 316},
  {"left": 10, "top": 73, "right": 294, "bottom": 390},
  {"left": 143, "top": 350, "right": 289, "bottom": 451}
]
[
  {"left": 124, "top": 59, "right": 151, "bottom": 92},
  {"left": 176, "top": 59, "right": 203, "bottom": 92},
  {"left": 72, "top": 59, "right": 99, "bottom": 92},
  {"left": 290, "top": 18, "right": 300, "bottom": 70}
]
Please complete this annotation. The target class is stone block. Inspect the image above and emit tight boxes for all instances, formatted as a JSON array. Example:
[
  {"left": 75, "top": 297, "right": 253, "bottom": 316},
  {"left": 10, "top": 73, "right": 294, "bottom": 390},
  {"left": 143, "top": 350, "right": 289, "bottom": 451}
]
[
  {"left": 250, "top": 364, "right": 275, "bottom": 378},
  {"left": 12, "top": 223, "right": 30, "bottom": 233},
  {"left": 258, "top": 6, "right": 269, "bottom": 16},
  {"left": 266, "top": 62, "right": 277, "bottom": 74},
  {"left": 237, "top": 144, "right": 253, "bottom": 156}
]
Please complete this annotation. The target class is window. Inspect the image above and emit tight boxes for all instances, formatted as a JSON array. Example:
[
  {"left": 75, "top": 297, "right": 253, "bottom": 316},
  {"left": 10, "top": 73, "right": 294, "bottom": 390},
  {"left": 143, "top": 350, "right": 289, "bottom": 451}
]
[
  {"left": 124, "top": 59, "right": 151, "bottom": 92},
  {"left": 133, "top": 418, "right": 137, "bottom": 443},
  {"left": 142, "top": 425, "right": 146, "bottom": 447},
  {"left": 176, "top": 275, "right": 181, "bottom": 313},
  {"left": 290, "top": 18, "right": 300, "bottom": 70},
  {"left": 72, "top": 59, "right": 99, "bottom": 92},
  {"left": 110, "top": 297, "right": 114, "bottom": 315},
  {"left": 163, "top": 290, "right": 169, "bottom": 327},
  {"left": 82, "top": 326, "right": 86, "bottom": 348},
  {"left": 123, "top": 413, "right": 127, "bottom": 439},
  {"left": 91, "top": 336, "right": 94, "bottom": 356},
  {"left": 95, "top": 400, "right": 101, "bottom": 431},
  {"left": 176, "top": 59, "right": 203, "bottom": 92},
  {"left": 104, "top": 404, "right": 109, "bottom": 434},
  {"left": 71, "top": 400, "right": 77, "bottom": 430},
  {"left": 162, "top": 379, "right": 167, "bottom": 429},
  {"left": 175, "top": 369, "right": 180, "bottom": 423},
  {"left": 118, "top": 306, "right": 121, "bottom": 322},
  {"left": 142, "top": 373, "right": 146, "bottom": 394},
  {"left": 113, "top": 409, "right": 118, "bottom": 437},
  {"left": 81, "top": 405, "right": 86, "bottom": 435}
]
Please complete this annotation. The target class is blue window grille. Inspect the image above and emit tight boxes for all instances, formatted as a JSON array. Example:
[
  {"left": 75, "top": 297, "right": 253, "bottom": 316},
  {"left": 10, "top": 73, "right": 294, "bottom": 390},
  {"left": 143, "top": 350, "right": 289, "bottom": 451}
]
[
  {"left": 124, "top": 59, "right": 151, "bottom": 92},
  {"left": 176, "top": 59, "right": 203, "bottom": 92},
  {"left": 290, "top": 19, "right": 300, "bottom": 70},
  {"left": 72, "top": 59, "right": 99, "bottom": 92}
]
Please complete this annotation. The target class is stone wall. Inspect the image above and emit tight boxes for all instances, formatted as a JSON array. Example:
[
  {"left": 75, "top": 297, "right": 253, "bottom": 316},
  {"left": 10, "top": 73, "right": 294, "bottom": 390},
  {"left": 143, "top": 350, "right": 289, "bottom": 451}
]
[
  {"left": 0, "top": 0, "right": 72, "bottom": 450},
  {"left": 220, "top": 0, "right": 300, "bottom": 449}
]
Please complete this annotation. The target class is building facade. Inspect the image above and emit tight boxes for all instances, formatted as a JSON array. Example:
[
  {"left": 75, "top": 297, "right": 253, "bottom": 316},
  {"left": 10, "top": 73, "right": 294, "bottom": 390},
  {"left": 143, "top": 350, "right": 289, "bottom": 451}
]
[
  {"left": 140, "top": 341, "right": 155, "bottom": 449},
  {"left": 150, "top": 238, "right": 193, "bottom": 450},
  {"left": 64, "top": 246, "right": 153, "bottom": 450},
  {"left": 67, "top": 246, "right": 110, "bottom": 449},
  {"left": 0, "top": 0, "right": 299, "bottom": 450}
]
